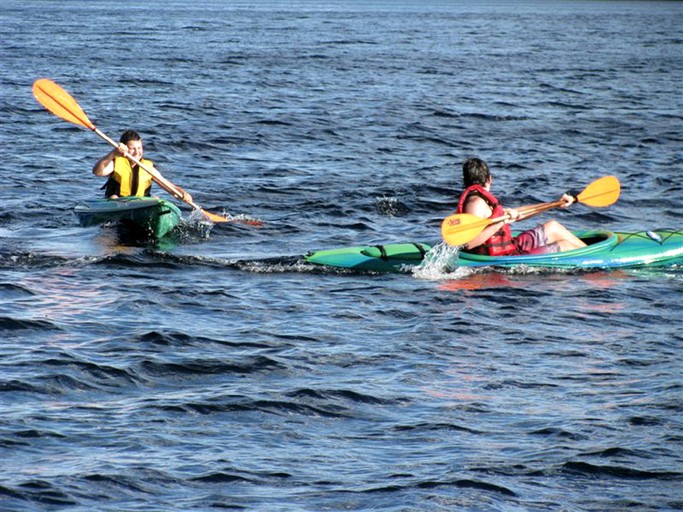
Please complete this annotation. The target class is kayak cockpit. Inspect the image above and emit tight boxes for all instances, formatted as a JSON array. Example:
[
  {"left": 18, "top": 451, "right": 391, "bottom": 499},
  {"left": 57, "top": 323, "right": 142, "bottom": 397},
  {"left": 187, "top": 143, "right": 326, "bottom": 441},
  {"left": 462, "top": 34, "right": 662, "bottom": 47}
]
[
  {"left": 457, "top": 230, "right": 619, "bottom": 266},
  {"left": 578, "top": 230, "right": 616, "bottom": 248}
]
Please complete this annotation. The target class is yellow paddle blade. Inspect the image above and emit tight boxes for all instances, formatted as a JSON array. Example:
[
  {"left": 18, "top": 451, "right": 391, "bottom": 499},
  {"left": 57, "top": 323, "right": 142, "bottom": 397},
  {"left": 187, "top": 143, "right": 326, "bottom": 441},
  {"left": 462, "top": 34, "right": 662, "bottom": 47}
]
[
  {"left": 32, "top": 78, "right": 96, "bottom": 130},
  {"left": 577, "top": 175, "right": 620, "bottom": 207},
  {"left": 441, "top": 213, "right": 493, "bottom": 246}
]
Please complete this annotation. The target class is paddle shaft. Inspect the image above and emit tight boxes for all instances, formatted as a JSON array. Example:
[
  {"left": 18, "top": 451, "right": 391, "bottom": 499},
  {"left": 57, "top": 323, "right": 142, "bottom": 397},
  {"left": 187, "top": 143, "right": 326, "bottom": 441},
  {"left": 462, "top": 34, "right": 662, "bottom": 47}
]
[
  {"left": 454, "top": 199, "right": 565, "bottom": 247},
  {"left": 498, "top": 199, "right": 567, "bottom": 224}
]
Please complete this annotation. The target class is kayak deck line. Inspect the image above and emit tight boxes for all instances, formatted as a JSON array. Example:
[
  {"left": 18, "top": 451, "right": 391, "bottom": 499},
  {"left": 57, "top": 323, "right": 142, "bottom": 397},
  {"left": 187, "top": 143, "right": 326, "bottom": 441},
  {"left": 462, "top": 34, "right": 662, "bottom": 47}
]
[{"left": 359, "top": 242, "right": 430, "bottom": 261}]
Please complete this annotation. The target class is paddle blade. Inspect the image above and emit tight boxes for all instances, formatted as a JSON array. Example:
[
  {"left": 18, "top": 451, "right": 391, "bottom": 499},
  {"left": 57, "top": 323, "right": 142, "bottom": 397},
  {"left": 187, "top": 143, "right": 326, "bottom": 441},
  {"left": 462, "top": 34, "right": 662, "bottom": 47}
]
[
  {"left": 236, "top": 219, "right": 264, "bottom": 227},
  {"left": 441, "top": 213, "right": 491, "bottom": 246},
  {"left": 33, "top": 78, "right": 96, "bottom": 130},
  {"left": 200, "top": 208, "right": 263, "bottom": 226},
  {"left": 200, "top": 209, "right": 233, "bottom": 223},
  {"left": 577, "top": 175, "right": 620, "bottom": 207}
]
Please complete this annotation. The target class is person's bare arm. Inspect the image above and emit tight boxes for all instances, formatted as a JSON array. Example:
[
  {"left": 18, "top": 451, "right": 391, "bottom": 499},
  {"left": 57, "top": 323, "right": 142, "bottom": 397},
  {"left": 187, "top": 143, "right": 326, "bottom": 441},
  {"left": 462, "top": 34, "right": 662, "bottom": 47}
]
[{"left": 92, "top": 143, "right": 127, "bottom": 176}]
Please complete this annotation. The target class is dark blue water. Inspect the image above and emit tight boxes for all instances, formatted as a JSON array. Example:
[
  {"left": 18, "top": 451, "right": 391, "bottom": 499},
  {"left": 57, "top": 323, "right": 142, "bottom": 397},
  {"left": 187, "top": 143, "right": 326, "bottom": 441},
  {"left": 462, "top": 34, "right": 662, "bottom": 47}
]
[{"left": 2, "top": 1, "right": 682, "bottom": 511}]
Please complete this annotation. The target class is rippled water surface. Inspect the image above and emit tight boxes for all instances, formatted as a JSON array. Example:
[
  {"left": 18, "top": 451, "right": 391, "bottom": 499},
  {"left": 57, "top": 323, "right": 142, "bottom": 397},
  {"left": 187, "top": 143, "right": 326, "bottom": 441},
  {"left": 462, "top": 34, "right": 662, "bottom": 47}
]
[{"left": 2, "top": 1, "right": 682, "bottom": 511}]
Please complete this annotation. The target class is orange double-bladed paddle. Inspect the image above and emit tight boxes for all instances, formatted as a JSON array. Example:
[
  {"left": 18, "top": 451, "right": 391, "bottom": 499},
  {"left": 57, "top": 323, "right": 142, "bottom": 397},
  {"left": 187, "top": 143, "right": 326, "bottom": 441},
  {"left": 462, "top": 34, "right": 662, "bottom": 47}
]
[
  {"left": 441, "top": 175, "right": 620, "bottom": 246},
  {"left": 32, "top": 78, "right": 262, "bottom": 226}
]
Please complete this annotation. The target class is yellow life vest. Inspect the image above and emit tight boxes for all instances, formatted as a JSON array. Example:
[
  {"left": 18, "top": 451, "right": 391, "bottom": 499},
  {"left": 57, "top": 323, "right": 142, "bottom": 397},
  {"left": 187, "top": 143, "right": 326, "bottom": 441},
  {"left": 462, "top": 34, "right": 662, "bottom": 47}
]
[{"left": 111, "top": 157, "right": 154, "bottom": 197}]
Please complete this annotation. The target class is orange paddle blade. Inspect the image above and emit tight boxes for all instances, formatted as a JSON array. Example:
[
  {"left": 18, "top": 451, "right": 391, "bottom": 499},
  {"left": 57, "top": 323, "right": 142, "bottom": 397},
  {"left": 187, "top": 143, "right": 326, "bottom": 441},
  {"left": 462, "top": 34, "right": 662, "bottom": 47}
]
[
  {"left": 32, "top": 78, "right": 95, "bottom": 130},
  {"left": 441, "top": 213, "right": 494, "bottom": 247},
  {"left": 236, "top": 218, "right": 264, "bottom": 227},
  {"left": 199, "top": 208, "right": 263, "bottom": 226},
  {"left": 577, "top": 175, "right": 620, "bottom": 207},
  {"left": 201, "top": 209, "right": 232, "bottom": 223}
]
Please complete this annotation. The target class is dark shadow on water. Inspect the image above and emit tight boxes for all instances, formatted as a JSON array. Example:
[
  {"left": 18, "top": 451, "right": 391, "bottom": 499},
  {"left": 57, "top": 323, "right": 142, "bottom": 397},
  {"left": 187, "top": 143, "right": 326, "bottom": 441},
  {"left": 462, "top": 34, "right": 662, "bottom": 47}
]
[{"left": 94, "top": 222, "right": 179, "bottom": 251}]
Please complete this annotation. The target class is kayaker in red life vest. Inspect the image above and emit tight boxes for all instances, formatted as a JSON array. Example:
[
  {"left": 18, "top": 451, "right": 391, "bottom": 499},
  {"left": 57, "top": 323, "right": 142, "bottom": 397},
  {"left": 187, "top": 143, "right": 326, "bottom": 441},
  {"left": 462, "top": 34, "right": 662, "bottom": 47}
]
[
  {"left": 457, "top": 157, "right": 586, "bottom": 255},
  {"left": 92, "top": 129, "right": 192, "bottom": 202}
]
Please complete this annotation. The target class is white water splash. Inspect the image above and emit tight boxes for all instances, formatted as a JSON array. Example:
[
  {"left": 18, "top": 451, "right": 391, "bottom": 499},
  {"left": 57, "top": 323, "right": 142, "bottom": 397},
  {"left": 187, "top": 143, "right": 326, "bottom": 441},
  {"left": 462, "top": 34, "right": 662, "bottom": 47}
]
[
  {"left": 175, "top": 210, "right": 214, "bottom": 242},
  {"left": 412, "top": 242, "right": 475, "bottom": 281},
  {"left": 375, "top": 196, "right": 408, "bottom": 216}
]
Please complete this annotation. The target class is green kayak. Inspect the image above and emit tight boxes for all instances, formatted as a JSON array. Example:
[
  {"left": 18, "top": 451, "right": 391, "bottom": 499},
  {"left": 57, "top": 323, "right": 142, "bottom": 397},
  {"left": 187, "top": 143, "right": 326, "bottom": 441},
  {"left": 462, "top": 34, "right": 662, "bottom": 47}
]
[
  {"left": 305, "top": 229, "right": 683, "bottom": 273},
  {"left": 74, "top": 197, "right": 182, "bottom": 239}
]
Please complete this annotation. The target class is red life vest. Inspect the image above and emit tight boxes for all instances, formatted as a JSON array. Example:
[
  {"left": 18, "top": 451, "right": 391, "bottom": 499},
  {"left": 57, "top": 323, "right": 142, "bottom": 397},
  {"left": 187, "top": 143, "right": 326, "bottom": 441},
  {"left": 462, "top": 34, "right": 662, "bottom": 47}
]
[{"left": 456, "top": 185, "right": 517, "bottom": 256}]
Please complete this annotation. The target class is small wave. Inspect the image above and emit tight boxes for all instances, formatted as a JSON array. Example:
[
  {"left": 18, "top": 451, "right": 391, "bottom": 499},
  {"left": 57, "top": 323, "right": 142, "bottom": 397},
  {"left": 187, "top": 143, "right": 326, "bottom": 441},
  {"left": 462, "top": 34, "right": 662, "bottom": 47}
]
[
  {"left": 392, "top": 421, "right": 482, "bottom": 435},
  {"left": 583, "top": 447, "right": 652, "bottom": 458},
  {"left": 189, "top": 472, "right": 253, "bottom": 484},
  {"left": 2, "top": 480, "right": 77, "bottom": 507},
  {"left": 460, "top": 112, "right": 531, "bottom": 122},
  {"left": 255, "top": 119, "right": 294, "bottom": 127},
  {"left": 190, "top": 468, "right": 291, "bottom": 484},
  {"left": 134, "top": 330, "right": 274, "bottom": 349},
  {"left": 14, "top": 429, "right": 67, "bottom": 439},
  {"left": 138, "top": 355, "right": 287, "bottom": 377},
  {"left": 484, "top": 379, "right": 560, "bottom": 390},
  {"left": 122, "top": 251, "right": 317, "bottom": 275},
  {"left": 529, "top": 427, "right": 586, "bottom": 441},
  {"left": 155, "top": 398, "right": 350, "bottom": 419},
  {"left": 1, "top": 429, "right": 67, "bottom": 450},
  {"left": 431, "top": 108, "right": 459, "bottom": 119},
  {"left": 233, "top": 256, "right": 322, "bottom": 274},
  {"left": 563, "top": 461, "right": 681, "bottom": 480},
  {"left": 94, "top": 252, "right": 182, "bottom": 270},
  {"left": 82, "top": 473, "right": 149, "bottom": 493},
  {"left": 0, "top": 282, "right": 35, "bottom": 298},
  {"left": 0, "top": 251, "right": 73, "bottom": 270},
  {"left": 628, "top": 416, "right": 663, "bottom": 426},
  {"left": 395, "top": 133, "right": 456, "bottom": 147},
  {"left": 0, "top": 380, "right": 41, "bottom": 393},
  {"left": 34, "top": 370, "right": 134, "bottom": 394},
  {"left": 116, "top": 77, "right": 173, "bottom": 87},
  {"left": 361, "top": 477, "right": 516, "bottom": 497},
  {"left": 286, "top": 388, "right": 396, "bottom": 405},
  {"left": 439, "top": 478, "right": 515, "bottom": 497},
  {"left": 0, "top": 316, "right": 61, "bottom": 331}
]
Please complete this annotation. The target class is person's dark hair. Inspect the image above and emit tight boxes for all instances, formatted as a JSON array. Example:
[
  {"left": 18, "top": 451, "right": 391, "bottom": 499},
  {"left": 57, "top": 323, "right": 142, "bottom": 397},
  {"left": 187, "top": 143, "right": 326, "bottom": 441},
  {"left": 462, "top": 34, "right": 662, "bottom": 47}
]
[
  {"left": 462, "top": 157, "right": 490, "bottom": 187},
  {"left": 120, "top": 129, "right": 142, "bottom": 144}
]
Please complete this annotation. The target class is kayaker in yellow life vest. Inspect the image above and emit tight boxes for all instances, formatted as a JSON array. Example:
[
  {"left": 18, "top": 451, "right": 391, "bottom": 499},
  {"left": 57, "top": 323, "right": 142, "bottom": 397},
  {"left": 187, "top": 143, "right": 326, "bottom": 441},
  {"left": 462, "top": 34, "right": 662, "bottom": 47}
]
[
  {"left": 458, "top": 157, "right": 586, "bottom": 255},
  {"left": 92, "top": 129, "right": 192, "bottom": 202}
]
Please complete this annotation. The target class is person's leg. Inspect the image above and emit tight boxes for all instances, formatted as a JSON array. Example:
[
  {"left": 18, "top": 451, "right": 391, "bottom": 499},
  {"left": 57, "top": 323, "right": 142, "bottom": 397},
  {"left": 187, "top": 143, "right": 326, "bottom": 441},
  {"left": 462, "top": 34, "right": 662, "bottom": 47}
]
[
  {"left": 513, "top": 225, "right": 556, "bottom": 255},
  {"left": 542, "top": 220, "right": 586, "bottom": 251}
]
